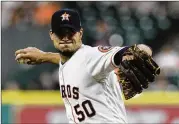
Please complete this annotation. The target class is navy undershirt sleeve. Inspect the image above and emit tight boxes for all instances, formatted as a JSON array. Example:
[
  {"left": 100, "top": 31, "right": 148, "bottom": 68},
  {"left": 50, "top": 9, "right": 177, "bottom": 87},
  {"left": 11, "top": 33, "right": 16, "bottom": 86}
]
[{"left": 113, "top": 46, "right": 130, "bottom": 66}]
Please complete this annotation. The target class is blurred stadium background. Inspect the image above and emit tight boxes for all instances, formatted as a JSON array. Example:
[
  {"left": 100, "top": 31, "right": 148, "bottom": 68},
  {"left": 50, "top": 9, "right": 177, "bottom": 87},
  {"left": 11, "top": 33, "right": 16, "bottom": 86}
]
[{"left": 1, "top": 1, "right": 179, "bottom": 123}]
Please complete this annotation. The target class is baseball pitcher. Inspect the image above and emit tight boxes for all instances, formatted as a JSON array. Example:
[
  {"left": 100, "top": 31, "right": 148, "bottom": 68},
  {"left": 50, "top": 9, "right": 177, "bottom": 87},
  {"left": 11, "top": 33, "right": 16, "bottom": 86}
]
[{"left": 15, "top": 9, "right": 160, "bottom": 123}]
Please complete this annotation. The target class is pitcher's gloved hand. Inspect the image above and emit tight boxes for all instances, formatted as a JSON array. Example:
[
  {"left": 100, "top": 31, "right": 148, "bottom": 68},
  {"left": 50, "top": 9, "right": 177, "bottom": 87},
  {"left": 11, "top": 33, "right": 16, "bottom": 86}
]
[{"left": 115, "top": 44, "right": 160, "bottom": 100}]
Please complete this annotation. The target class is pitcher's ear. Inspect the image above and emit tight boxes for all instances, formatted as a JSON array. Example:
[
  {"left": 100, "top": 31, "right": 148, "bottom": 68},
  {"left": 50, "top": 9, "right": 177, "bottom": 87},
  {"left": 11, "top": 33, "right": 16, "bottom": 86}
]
[
  {"left": 80, "top": 28, "right": 83, "bottom": 37},
  {"left": 49, "top": 30, "right": 54, "bottom": 40}
]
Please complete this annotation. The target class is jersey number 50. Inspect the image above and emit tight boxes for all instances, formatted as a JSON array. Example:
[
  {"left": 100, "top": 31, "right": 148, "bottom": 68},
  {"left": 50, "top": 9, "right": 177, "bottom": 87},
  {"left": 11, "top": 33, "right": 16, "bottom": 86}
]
[{"left": 74, "top": 100, "right": 96, "bottom": 122}]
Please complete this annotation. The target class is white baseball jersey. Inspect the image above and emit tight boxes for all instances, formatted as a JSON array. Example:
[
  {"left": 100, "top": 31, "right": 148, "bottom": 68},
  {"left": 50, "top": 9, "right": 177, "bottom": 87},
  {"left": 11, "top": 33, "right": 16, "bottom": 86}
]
[{"left": 58, "top": 44, "right": 128, "bottom": 123}]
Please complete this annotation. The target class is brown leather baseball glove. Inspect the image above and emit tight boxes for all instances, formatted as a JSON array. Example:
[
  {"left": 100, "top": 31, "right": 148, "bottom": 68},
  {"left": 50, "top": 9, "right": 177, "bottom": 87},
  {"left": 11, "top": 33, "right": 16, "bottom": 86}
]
[{"left": 115, "top": 44, "right": 160, "bottom": 100}]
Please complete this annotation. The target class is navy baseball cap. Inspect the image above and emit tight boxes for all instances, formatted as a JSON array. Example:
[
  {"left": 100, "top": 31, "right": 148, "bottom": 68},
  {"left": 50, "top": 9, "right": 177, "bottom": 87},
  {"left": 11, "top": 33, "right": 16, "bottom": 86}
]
[{"left": 51, "top": 8, "right": 81, "bottom": 33}]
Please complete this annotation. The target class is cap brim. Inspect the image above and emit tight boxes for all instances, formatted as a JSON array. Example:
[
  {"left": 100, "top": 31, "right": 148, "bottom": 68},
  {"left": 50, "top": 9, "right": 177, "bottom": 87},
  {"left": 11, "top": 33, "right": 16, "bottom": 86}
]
[{"left": 53, "top": 24, "right": 79, "bottom": 33}]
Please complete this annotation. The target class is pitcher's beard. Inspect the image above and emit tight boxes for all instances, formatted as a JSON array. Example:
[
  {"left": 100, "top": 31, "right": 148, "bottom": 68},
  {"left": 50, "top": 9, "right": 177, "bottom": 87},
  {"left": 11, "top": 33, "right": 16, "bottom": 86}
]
[{"left": 58, "top": 49, "right": 75, "bottom": 57}]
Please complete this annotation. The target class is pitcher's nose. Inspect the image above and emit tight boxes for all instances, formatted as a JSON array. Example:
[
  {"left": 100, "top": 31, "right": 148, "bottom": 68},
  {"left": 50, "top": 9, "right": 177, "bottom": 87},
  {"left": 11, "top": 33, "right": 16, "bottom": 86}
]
[{"left": 62, "top": 36, "right": 69, "bottom": 41}]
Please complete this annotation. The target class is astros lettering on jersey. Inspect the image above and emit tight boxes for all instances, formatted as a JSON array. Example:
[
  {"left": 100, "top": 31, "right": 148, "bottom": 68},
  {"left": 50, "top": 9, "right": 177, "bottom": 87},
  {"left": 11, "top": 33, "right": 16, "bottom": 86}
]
[{"left": 59, "top": 44, "right": 128, "bottom": 123}]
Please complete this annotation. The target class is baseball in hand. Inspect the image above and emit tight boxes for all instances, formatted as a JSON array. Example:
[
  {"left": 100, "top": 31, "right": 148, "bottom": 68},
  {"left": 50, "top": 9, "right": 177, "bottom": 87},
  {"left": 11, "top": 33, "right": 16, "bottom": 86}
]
[
  {"left": 17, "top": 58, "right": 31, "bottom": 64},
  {"left": 16, "top": 54, "right": 31, "bottom": 64},
  {"left": 18, "top": 58, "right": 25, "bottom": 64},
  {"left": 137, "top": 44, "right": 152, "bottom": 56}
]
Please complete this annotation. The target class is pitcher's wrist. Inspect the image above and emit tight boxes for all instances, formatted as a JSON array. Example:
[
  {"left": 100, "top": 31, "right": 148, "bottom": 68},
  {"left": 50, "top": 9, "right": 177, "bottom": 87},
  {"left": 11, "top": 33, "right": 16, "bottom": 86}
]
[{"left": 43, "top": 52, "right": 60, "bottom": 64}]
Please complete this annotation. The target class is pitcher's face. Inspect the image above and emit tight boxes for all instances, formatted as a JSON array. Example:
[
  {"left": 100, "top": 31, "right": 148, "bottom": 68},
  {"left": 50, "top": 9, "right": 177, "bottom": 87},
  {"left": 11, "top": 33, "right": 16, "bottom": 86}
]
[{"left": 50, "top": 28, "right": 83, "bottom": 54}]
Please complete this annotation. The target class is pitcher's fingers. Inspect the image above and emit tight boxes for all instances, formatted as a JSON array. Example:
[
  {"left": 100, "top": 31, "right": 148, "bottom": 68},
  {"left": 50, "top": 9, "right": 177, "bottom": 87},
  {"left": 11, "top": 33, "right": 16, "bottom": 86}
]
[
  {"left": 15, "top": 47, "right": 35, "bottom": 56},
  {"left": 15, "top": 54, "right": 23, "bottom": 60},
  {"left": 21, "top": 47, "right": 37, "bottom": 53},
  {"left": 26, "top": 47, "right": 36, "bottom": 50},
  {"left": 27, "top": 61, "right": 37, "bottom": 65},
  {"left": 15, "top": 53, "right": 30, "bottom": 60},
  {"left": 15, "top": 49, "right": 27, "bottom": 56},
  {"left": 24, "top": 59, "right": 31, "bottom": 63}
]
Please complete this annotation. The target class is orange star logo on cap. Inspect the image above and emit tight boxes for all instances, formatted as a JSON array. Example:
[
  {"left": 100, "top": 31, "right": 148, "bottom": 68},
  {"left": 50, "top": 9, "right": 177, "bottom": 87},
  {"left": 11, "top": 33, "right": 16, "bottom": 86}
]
[{"left": 61, "top": 12, "right": 70, "bottom": 21}]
